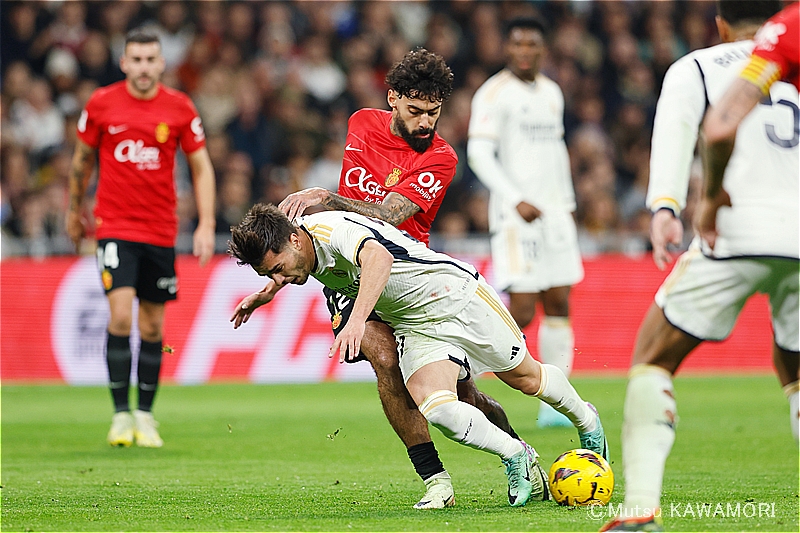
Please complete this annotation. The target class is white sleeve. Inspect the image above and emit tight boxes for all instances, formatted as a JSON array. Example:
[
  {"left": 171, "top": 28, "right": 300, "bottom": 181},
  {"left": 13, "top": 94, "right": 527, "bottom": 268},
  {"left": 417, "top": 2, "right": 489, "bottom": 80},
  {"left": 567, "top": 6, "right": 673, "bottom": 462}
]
[
  {"left": 466, "top": 137, "right": 525, "bottom": 207},
  {"left": 646, "top": 56, "right": 707, "bottom": 215},
  {"left": 467, "top": 87, "right": 526, "bottom": 206}
]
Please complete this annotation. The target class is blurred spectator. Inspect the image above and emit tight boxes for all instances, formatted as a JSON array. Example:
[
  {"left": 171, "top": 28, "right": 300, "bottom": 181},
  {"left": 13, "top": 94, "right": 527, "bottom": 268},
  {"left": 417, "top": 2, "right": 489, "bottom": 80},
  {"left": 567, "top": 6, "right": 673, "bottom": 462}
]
[
  {"left": 1, "top": 0, "right": 729, "bottom": 258},
  {"left": 8, "top": 77, "right": 65, "bottom": 163}
]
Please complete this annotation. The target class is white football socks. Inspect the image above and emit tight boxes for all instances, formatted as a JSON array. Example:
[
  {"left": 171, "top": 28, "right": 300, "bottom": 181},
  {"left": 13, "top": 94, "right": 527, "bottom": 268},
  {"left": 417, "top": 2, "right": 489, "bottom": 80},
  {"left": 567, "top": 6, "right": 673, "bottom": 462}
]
[
  {"left": 420, "top": 390, "right": 523, "bottom": 459},
  {"left": 535, "top": 362, "right": 596, "bottom": 432},
  {"left": 621, "top": 364, "right": 677, "bottom": 514},
  {"left": 784, "top": 381, "right": 799, "bottom": 441},
  {"left": 538, "top": 316, "right": 575, "bottom": 421}
]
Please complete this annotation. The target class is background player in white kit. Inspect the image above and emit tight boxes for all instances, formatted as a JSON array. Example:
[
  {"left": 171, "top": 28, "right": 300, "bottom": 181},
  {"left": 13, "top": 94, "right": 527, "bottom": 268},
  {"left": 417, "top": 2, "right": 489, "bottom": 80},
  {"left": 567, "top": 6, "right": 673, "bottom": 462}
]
[
  {"left": 229, "top": 204, "right": 609, "bottom": 508},
  {"left": 467, "top": 17, "right": 583, "bottom": 428},
  {"left": 603, "top": 1, "right": 798, "bottom": 530}
]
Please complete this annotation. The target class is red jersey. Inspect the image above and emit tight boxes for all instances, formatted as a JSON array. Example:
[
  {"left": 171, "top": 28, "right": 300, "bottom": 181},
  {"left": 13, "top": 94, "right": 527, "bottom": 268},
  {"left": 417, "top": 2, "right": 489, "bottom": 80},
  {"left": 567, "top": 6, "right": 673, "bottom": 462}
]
[
  {"left": 337, "top": 108, "right": 457, "bottom": 245},
  {"left": 749, "top": 2, "right": 799, "bottom": 90},
  {"left": 76, "top": 81, "right": 206, "bottom": 247}
]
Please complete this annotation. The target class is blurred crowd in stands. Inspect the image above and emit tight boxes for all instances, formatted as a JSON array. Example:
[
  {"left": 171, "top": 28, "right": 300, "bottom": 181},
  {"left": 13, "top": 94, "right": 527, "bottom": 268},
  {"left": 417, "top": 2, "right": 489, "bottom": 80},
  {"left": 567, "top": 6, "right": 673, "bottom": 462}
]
[{"left": 1, "top": 0, "right": 718, "bottom": 258}]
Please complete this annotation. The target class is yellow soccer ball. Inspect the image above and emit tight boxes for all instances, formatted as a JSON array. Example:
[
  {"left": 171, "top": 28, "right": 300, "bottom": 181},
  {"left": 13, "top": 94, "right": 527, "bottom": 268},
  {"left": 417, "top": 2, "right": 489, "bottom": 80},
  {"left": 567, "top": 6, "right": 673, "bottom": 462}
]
[{"left": 548, "top": 448, "right": 614, "bottom": 506}]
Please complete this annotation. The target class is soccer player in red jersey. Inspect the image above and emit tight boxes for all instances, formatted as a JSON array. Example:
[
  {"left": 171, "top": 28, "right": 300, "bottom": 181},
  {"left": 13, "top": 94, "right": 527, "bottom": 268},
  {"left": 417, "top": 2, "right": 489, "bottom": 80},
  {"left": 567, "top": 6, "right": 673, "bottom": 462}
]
[
  {"left": 231, "top": 49, "right": 521, "bottom": 509},
  {"left": 67, "top": 30, "right": 216, "bottom": 448}
]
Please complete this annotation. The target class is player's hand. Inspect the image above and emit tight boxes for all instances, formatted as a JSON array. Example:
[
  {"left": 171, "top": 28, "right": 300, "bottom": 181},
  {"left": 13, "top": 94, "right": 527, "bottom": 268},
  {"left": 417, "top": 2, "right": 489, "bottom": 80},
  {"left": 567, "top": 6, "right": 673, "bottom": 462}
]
[
  {"left": 279, "top": 188, "right": 329, "bottom": 221},
  {"left": 693, "top": 189, "right": 732, "bottom": 251},
  {"left": 65, "top": 210, "right": 86, "bottom": 253},
  {"left": 230, "top": 283, "right": 280, "bottom": 329},
  {"left": 650, "top": 209, "right": 683, "bottom": 270},
  {"left": 193, "top": 222, "right": 216, "bottom": 267},
  {"left": 329, "top": 320, "right": 366, "bottom": 364},
  {"left": 516, "top": 201, "right": 542, "bottom": 223}
]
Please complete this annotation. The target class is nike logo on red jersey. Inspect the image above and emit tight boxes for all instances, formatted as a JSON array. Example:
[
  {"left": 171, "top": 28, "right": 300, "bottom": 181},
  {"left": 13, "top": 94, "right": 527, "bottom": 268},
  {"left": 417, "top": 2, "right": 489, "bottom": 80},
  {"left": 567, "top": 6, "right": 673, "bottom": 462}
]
[
  {"left": 345, "top": 143, "right": 362, "bottom": 152},
  {"left": 108, "top": 124, "right": 129, "bottom": 135}
]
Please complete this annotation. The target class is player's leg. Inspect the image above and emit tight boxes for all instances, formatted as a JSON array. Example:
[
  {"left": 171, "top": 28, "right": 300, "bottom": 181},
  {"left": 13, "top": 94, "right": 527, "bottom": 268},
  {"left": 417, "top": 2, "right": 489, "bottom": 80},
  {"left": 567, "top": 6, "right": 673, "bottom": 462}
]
[
  {"left": 612, "top": 303, "right": 699, "bottom": 523},
  {"left": 767, "top": 260, "right": 799, "bottom": 440},
  {"left": 98, "top": 239, "right": 139, "bottom": 446},
  {"left": 406, "top": 359, "right": 544, "bottom": 506},
  {"left": 605, "top": 249, "right": 755, "bottom": 531},
  {"left": 360, "top": 321, "right": 453, "bottom": 509},
  {"left": 456, "top": 378, "right": 520, "bottom": 439},
  {"left": 537, "top": 285, "right": 575, "bottom": 428},
  {"left": 508, "top": 292, "right": 537, "bottom": 329},
  {"left": 130, "top": 244, "right": 177, "bottom": 448},
  {"left": 774, "top": 344, "right": 799, "bottom": 440}
]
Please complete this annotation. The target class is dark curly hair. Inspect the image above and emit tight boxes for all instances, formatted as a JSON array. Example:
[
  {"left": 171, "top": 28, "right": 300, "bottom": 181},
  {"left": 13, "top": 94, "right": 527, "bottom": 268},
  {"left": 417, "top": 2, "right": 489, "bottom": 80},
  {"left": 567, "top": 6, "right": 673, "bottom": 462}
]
[
  {"left": 385, "top": 48, "right": 453, "bottom": 103},
  {"left": 228, "top": 203, "right": 295, "bottom": 268}
]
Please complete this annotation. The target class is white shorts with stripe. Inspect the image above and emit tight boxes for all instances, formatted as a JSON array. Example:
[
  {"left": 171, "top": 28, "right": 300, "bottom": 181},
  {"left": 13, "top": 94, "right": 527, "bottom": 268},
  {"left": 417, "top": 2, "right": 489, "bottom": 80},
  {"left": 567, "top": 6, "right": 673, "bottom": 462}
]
[
  {"left": 490, "top": 211, "right": 584, "bottom": 293},
  {"left": 655, "top": 241, "right": 799, "bottom": 352},
  {"left": 395, "top": 277, "right": 530, "bottom": 383}
]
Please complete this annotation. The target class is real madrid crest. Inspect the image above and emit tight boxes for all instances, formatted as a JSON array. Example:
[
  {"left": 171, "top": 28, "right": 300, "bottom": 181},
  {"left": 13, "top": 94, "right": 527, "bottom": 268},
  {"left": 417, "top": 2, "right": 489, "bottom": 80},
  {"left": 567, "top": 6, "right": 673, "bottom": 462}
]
[
  {"left": 385, "top": 168, "right": 402, "bottom": 187},
  {"left": 155, "top": 122, "right": 170, "bottom": 143}
]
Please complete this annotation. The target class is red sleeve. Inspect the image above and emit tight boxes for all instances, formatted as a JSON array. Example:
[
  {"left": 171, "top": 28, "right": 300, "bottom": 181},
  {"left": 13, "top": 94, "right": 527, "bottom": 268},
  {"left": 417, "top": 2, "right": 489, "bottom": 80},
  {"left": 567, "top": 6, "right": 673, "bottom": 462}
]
[
  {"left": 76, "top": 91, "right": 101, "bottom": 148},
  {"left": 178, "top": 96, "right": 206, "bottom": 154},
  {"left": 752, "top": 4, "right": 799, "bottom": 83},
  {"left": 391, "top": 148, "right": 456, "bottom": 213}
]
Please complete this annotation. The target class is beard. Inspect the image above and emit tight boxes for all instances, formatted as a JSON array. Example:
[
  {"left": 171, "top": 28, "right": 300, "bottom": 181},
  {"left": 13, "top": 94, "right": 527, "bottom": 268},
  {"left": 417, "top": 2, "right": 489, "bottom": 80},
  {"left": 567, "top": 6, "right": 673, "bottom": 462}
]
[{"left": 393, "top": 114, "right": 436, "bottom": 153}]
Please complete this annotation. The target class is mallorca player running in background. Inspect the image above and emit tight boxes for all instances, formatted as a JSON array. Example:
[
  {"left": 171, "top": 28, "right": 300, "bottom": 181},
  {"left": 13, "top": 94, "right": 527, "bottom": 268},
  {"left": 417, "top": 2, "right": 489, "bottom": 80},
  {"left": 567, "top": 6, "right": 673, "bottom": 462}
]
[{"left": 67, "top": 29, "right": 216, "bottom": 449}]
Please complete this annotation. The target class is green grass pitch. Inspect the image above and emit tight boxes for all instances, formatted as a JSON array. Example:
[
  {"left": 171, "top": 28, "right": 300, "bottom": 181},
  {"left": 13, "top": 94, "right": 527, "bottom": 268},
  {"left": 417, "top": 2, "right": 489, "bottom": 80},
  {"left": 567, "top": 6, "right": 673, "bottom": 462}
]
[{"left": 2, "top": 375, "right": 798, "bottom": 531}]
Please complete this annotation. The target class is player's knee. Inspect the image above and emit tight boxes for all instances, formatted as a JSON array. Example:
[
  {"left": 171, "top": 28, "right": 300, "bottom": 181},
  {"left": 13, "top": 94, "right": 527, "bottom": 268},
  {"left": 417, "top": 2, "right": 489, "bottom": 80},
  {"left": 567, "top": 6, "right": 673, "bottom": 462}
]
[
  {"left": 419, "top": 390, "right": 461, "bottom": 439},
  {"left": 510, "top": 304, "right": 536, "bottom": 329},
  {"left": 456, "top": 379, "right": 477, "bottom": 403},
  {"left": 108, "top": 316, "right": 133, "bottom": 336}
]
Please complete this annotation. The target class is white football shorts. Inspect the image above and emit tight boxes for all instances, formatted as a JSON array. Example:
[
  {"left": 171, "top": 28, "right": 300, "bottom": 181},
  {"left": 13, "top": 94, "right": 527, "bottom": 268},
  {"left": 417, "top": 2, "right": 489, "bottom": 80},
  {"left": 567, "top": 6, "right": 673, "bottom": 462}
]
[
  {"left": 395, "top": 278, "right": 530, "bottom": 383},
  {"left": 491, "top": 210, "right": 584, "bottom": 293},
  {"left": 655, "top": 242, "right": 799, "bottom": 352}
]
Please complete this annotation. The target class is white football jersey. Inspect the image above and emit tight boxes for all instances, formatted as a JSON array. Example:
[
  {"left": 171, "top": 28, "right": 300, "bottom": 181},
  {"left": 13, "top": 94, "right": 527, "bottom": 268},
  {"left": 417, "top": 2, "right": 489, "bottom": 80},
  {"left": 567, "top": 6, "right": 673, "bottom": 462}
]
[
  {"left": 649, "top": 40, "right": 799, "bottom": 259},
  {"left": 468, "top": 70, "right": 576, "bottom": 228},
  {"left": 297, "top": 211, "right": 480, "bottom": 327}
]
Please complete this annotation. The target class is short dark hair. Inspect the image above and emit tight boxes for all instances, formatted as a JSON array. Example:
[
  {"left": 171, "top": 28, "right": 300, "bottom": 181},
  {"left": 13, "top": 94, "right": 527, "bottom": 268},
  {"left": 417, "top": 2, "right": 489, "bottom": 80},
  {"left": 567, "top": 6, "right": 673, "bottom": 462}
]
[
  {"left": 504, "top": 16, "right": 549, "bottom": 39},
  {"left": 385, "top": 48, "right": 453, "bottom": 103},
  {"left": 228, "top": 203, "right": 295, "bottom": 268},
  {"left": 125, "top": 29, "right": 161, "bottom": 47},
  {"left": 717, "top": 0, "right": 782, "bottom": 26}
]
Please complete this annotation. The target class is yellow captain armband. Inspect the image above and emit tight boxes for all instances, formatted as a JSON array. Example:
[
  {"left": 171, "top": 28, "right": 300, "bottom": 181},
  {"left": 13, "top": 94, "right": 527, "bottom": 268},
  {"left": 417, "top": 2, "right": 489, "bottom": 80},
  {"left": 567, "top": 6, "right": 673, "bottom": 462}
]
[
  {"left": 740, "top": 55, "right": 782, "bottom": 96},
  {"left": 650, "top": 197, "right": 681, "bottom": 217}
]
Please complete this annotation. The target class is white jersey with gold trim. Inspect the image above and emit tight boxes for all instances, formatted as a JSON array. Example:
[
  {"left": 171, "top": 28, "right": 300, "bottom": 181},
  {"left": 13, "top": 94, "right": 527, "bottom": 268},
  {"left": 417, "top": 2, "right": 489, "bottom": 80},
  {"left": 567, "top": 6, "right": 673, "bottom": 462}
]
[
  {"left": 298, "top": 211, "right": 480, "bottom": 327},
  {"left": 468, "top": 69, "right": 576, "bottom": 229},
  {"left": 648, "top": 40, "right": 799, "bottom": 259}
]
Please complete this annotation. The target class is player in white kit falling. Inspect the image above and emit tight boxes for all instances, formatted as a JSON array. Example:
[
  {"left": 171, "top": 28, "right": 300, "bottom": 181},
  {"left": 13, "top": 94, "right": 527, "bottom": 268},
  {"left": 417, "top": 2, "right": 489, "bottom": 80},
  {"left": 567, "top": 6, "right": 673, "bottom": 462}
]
[
  {"left": 468, "top": 16, "right": 583, "bottom": 428},
  {"left": 603, "top": 1, "right": 798, "bottom": 530},
  {"left": 229, "top": 205, "right": 609, "bottom": 508}
]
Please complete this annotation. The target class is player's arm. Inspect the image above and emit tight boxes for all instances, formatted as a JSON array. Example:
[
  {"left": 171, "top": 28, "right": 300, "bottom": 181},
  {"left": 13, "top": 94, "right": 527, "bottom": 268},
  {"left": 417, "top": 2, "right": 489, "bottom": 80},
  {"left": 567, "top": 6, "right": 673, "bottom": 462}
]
[
  {"left": 279, "top": 188, "right": 420, "bottom": 227},
  {"left": 186, "top": 147, "right": 216, "bottom": 266},
  {"left": 467, "top": 136, "right": 540, "bottom": 222},
  {"left": 647, "top": 57, "right": 705, "bottom": 269},
  {"left": 329, "top": 239, "right": 393, "bottom": 363},
  {"left": 66, "top": 138, "right": 96, "bottom": 252},
  {"left": 230, "top": 279, "right": 285, "bottom": 329}
]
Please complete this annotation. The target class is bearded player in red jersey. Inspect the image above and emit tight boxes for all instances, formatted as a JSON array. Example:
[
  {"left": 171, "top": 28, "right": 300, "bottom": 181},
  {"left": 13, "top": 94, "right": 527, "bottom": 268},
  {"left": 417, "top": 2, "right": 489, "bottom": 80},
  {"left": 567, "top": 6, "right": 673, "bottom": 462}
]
[
  {"left": 231, "top": 49, "right": 522, "bottom": 509},
  {"left": 67, "top": 30, "right": 216, "bottom": 448}
]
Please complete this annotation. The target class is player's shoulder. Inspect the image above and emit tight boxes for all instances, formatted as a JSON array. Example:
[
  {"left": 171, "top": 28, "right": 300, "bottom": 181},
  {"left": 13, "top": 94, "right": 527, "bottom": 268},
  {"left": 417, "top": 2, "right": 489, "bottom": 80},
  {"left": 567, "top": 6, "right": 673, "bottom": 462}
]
[
  {"left": 425, "top": 136, "right": 458, "bottom": 165},
  {"left": 87, "top": 81, "right": 126, "bottom": 105},
  {"left": 685, "top": 41, "right": 753, "bottom": 71},
  {"left": 157, "top": 84, "right": 195, "bottom": 106},
  {"left": 474, "top": 69, "right": 516, "bottom": 101},
  {"left": 348, "top": 108, "right": 389, "bottom": 128}
]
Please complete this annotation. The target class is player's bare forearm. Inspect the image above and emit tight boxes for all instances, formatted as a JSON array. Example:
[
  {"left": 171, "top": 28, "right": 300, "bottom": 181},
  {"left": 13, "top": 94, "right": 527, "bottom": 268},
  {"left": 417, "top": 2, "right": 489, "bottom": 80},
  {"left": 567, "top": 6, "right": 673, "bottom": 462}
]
[
  {"left": 68, "top": 140, "right": 95, "bottom": 211},
  {"left": 187, "top": 148, "right": 217, "bottom": 265},
  {"left": 703, "top": 78, "right": 762, "bottom": 145},
  {"left": 330, "top": 241, "right": 392, "bottom": 362},
  {"left": 700, "top": 134, "right": 735, "bottom": 199},
  {"left": 321, "top": 192, "right": 420, "bottom": 226}
]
